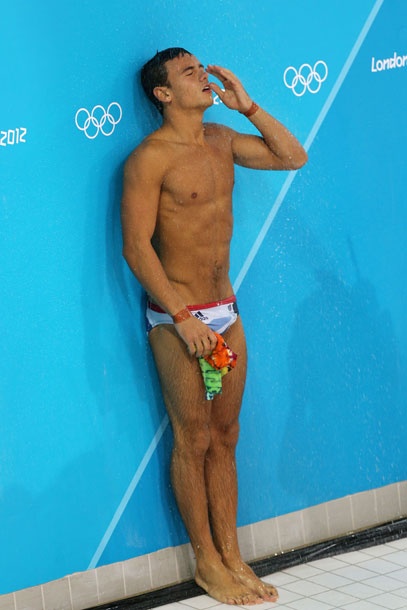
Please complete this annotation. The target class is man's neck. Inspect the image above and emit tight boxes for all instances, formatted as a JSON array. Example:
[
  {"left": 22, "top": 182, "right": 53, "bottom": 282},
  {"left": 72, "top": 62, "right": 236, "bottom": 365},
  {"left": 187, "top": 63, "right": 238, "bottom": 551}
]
[{"left": 161, "top": 108, "right": 206, "bottom": 145}]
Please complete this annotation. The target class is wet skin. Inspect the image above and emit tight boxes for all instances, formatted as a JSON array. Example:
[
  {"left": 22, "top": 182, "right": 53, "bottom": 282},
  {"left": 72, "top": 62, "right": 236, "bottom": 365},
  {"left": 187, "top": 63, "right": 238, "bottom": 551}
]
[{"left": 122, "top": 52, "right": 307, "bottom": 604}]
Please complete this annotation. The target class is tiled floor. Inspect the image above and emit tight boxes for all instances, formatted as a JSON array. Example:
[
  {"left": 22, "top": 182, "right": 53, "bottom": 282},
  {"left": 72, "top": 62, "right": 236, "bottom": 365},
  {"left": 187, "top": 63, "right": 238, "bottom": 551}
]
[{"left": 155, "top": 538, "right": 407, "bottom": 610}]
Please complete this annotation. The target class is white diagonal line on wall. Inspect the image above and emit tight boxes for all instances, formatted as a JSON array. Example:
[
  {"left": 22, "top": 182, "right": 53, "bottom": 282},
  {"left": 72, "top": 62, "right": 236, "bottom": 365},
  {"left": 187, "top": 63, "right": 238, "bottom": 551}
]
[
  {"left": 88, "top": 415, "right": 169, "bottom": 569},
  {"left": 233, "top": 0, "right": 384, "bottom": 294},
  {"left": 89, "top": 0, "right": 384, "bottom": 569}
]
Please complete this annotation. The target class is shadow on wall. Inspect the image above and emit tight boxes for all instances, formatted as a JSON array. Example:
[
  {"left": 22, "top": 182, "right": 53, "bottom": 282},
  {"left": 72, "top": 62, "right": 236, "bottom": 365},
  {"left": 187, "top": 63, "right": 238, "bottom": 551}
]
[
  {"left": 279, "top": 238, "right": 402, "bottom": 503},
  {"left": 80, "top": 153, "right": 148, "bottom": 411},
  {"left": 79, "top": 61, "right": 162, "bottom": 417},
  {"left": 75, "top": 68, "right": 185, "bottom": 566},
  {"left": 98, "top": 421, "right": 189, "bottom": 567},
  {"left": 0, "top": 447, "right": 128, "bottom": 593},
  {"left": 80, "top": 69, "right": 163, "bottom": 426}
]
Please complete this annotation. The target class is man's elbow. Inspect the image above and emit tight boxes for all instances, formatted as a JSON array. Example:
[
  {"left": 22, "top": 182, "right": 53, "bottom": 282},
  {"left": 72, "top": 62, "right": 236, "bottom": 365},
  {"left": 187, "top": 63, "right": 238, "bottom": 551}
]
[
  {"left": 289, "top": 149, "right": 308, "bottom": 170},
  {"left": 122, "top": 243, "right": 137, "bottom": 268}
]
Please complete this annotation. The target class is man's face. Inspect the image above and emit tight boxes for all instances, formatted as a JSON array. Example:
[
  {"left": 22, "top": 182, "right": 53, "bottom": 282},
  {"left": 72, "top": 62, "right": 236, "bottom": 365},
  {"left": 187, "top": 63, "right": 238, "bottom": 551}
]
[{"left": 163, "top": 54, "right": 213, "bottom": 111}]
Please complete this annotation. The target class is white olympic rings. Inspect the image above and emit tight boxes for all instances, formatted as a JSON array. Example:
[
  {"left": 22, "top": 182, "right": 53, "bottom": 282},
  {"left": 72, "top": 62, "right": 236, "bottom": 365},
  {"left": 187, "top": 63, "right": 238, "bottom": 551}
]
[
  {"left": 75, "top": 102, "right": 122, "bottom": 139},
  {"left": 283, "top": 61, "right": 328, "bottom": 97}
]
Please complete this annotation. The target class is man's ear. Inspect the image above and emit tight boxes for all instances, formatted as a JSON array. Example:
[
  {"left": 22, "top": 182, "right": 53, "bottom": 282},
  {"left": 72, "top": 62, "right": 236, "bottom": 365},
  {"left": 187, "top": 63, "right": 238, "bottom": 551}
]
[{"left": 153, "top": 86, "right": 172, "bottom": 107}]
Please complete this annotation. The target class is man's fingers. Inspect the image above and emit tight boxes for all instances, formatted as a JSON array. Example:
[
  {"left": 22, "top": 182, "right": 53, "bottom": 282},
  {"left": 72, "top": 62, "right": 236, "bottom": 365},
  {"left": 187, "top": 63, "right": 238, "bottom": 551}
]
[
  {"left": 209, "top": 333, "right": 218, "bottom": 348},
  {"left": 187, "top": 338, "right": 204, "bottom": 358},
  {"left": 207, "top": 64, "right": 231, "bottom": 77},
  {"left": 187, "top": 342, "right": 196, "bottom": 356},
  {"left": 200, "top": 340, "right": 210, "bottom": 358},
  {"left": 201, "top": 333, "right": 218, "bottom": 357},
  {"left": 177, "top": 318, "right": 218, "bottom": 357},
  {"left": 187, "top": 333, "right": 217, "bottom": 358},
  {"left": 207, "top": 65, "right": 229, "bottom": 82},
  {"left": 209, "top": 82, "right": 223, "bottom": 97},
  {"left": 207, "top": 65, "right": 238, "bottom": 85}
]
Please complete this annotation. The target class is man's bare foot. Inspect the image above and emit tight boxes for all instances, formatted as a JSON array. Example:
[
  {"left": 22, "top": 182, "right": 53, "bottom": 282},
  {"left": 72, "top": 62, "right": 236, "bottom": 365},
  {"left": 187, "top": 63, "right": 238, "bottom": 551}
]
[
  {"left": 224, "top": 560, "right": 278, "bottom": 602},
  {"left": 195, "top": 559, "right": 264, "bottom": 605}
]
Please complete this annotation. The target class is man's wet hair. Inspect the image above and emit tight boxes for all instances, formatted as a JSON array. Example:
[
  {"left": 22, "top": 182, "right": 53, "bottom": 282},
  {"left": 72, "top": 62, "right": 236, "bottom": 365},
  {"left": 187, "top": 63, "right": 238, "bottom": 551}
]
[{"left": 141, "top": 47, "right": 192, "bottom": 115}]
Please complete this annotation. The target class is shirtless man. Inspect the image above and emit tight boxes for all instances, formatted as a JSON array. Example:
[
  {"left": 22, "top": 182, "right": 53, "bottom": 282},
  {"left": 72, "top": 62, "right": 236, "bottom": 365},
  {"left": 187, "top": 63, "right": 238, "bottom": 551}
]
[{"left": 121, "top": 48, "right": 307, "bottom": 605}]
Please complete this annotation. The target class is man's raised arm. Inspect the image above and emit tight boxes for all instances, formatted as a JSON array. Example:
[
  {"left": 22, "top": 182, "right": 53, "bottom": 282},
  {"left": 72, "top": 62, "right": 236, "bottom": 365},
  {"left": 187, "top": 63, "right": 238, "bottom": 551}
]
[{"left": 207, "top": 64, "right": 308, "bottom": 171}]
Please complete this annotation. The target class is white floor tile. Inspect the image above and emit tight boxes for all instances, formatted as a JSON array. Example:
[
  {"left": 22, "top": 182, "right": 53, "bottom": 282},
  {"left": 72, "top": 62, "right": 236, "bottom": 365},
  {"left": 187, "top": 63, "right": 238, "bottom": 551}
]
[
  {"left": 362, "top": 545, "right": 398, "bottom": 558},
  {"left": 387, "top": 539, "right": 407, "bottom": 551},
  {"left": 283, "top": 579, "right": 327, "bottom": 597},
  {"left": 358, "top": 558, "right": 406, "bottom": 574},
  {"left": 340, "top": 601, "right": 380, "bottom": 610},
  {"left": 384, "top": 551, "right": 407, "bottom": 568},
  {"left": 282, "top": 564, "right": 323, "bottom": 579},
  {"left": 312, "top": 589, "right": 359, "bottom": 606},
  {"left": 263, "top": 572, "right": 296, "bottom": 586},
  {"left": 284, "top": 598, "right": 335, "bottom": 610},
  {"left": 238, "top": 601, "right": 275, "bottom": 610},
  {"left": 274, "top": 586, "right": 302, "bottom": 605},
  {"left": 337, "top": 581, "right": 382, "bottom": 600},
  {"left": 388, "top": 566, "right": 407, "bottom": 583},
  {"left": 339, "top": 550, "right": 374, "bottom": 564},
  {"left": 308, "top": 556, "right": 349, "bottom": 571},
  {"left": 362, "top": 574, "right": 406, "bottom": 592},
  {"left": 333, "top": 565, "right": 378, "bottom": 581},
  {"left": 308, "top": 571, "right": 353, "bottom": 589},
  {"left": 392, "top": 586, "right": 407, "bottom": 599},
  {"left": 180, "top": 595, "right": 219, "bottom": 609},
  {"left": 373, "top": 592, "right": 407, "bottom": 609}
]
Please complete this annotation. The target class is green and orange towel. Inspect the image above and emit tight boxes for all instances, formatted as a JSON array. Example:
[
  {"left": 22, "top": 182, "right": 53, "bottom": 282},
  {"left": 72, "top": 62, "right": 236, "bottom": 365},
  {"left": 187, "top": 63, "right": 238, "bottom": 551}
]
[{"left": 198, "top": 332, "right": 237, "bottom": 400}]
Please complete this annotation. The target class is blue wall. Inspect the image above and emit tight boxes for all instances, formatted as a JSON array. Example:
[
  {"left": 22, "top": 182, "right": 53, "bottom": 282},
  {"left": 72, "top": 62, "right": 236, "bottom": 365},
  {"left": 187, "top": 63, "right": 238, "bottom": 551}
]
[{"left": 1, "top": 0, "right": 406, "bottom": 595}]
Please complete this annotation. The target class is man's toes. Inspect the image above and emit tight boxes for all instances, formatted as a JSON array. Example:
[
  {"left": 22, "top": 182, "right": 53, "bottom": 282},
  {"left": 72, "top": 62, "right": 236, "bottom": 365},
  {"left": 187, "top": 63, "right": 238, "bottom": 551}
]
[
  {"left": 265, "top": 584, "right": 278, "bottom": 600},
  {"left": 244, "top": 594, "right": 263, "bottom": 606}
]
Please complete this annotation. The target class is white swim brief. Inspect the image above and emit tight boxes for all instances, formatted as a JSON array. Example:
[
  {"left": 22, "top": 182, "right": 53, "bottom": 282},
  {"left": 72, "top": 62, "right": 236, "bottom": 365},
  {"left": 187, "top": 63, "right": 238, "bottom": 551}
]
[{"left": 146, "top": 295, "right": 239, "bottom": 334}]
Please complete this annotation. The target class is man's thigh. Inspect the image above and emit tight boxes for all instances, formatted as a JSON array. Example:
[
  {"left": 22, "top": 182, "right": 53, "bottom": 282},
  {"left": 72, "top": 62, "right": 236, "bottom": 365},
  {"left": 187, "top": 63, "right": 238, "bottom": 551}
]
[
  {"left": 148, "top": 324, "right": 211, "bottom": 429},
  {"left": 211, "top": 317, "right": 247, "bottom": 426},
  {"left": 149, "top": 318, "right": 247, "bottom": 429}
]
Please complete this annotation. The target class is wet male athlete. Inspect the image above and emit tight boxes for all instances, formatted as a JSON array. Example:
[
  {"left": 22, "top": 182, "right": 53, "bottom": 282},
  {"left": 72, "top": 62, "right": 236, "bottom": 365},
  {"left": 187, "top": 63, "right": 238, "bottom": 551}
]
[{"left": 121, "top": 48, "right": 307, "bottom": 605}]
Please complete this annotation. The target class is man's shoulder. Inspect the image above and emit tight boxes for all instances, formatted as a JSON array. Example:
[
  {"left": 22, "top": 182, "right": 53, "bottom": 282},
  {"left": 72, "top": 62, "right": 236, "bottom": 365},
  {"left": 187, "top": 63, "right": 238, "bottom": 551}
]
[
  {"left": 204, "top": 122, "right": 234, "bottom": 137},
  {"left": 125, "top": 132, "right": 172, "bottom": 173},
  {"left": 204, "top": 122, "right": 236, "bottom": 151},
  {"left": 132, "top": 131, "right": 172, "bottom": 156}
]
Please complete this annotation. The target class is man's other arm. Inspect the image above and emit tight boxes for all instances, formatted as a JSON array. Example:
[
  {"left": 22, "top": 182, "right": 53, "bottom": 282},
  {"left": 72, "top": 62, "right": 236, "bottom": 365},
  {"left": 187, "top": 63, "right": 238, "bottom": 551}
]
[
  {"left": 121, "top": 142, "right": 186, "bottom": 316},
  {"left": 121, "top": 142, "right": 217, "bottom": 357}
]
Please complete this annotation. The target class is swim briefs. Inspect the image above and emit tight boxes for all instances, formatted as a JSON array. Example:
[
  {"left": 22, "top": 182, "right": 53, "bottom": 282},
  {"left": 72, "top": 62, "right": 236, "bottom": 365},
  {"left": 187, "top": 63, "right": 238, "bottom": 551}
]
[{"left": 146, "top": 295, "right": 239, "bottom": 334}]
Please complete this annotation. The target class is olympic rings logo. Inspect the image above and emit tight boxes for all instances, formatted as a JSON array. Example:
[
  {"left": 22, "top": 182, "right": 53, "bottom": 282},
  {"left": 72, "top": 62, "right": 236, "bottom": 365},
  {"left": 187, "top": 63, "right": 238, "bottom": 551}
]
[
  {"left": 283, "top": 61, "right": 328, "bottom": 97},
  {"left": 75, "top": 102, "right": 122, "bottom": 139}
]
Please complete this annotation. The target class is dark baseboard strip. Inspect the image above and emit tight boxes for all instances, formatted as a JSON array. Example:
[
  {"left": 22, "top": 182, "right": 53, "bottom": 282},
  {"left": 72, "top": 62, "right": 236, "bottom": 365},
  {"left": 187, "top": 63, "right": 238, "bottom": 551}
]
[
  {"left": 87, "top": 518, "right": 407, "bottom": 610},
  {"left": 251, "top": 517, "right": 407, "bottom": 578}
]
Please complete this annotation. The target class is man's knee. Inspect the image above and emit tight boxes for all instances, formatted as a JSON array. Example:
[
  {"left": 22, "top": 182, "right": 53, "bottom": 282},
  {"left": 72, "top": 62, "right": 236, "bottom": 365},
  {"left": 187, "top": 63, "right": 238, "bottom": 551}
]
[
  {"left": 174, "top": 423, "right": 211, "bottom": 458},
  {"left": 210, "top": 420, "right": 240, "bottom": 450}
]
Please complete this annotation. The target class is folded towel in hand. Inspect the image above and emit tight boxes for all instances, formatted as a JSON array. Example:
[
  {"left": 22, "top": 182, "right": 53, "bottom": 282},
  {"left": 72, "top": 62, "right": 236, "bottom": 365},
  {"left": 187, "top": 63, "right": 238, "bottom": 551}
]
[{"left": 198, "top": 332, "right": 237, "bottom": 400}]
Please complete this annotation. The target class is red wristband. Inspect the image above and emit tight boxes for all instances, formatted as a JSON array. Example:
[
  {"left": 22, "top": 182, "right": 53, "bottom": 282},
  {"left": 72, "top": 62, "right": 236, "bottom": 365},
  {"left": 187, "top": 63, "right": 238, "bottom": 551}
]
[
  {"left": 172, "top": 307, "right": 192, "bottom": 324},
  {"left": 240, "top": 101, "right": 259, "bottom": 118}
]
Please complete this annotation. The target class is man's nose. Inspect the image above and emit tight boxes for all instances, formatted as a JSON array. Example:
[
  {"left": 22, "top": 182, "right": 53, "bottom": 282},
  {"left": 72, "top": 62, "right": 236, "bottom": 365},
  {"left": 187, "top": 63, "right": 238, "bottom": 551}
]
[{"left": 200, "top": 68, "right": 208, "bottom": 81}]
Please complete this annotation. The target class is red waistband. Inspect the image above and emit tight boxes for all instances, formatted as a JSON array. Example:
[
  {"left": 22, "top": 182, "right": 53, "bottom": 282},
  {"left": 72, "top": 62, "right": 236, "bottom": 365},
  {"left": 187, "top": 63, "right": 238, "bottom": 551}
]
[{"left": 148, "top": 295, "right": 236, "bottom": 314}]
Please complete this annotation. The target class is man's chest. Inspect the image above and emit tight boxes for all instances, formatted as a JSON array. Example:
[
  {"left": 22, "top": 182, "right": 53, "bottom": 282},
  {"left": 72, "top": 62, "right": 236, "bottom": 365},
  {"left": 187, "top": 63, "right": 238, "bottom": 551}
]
[{"left": 161, "top": 144, "right": 234, "bottom": 205}]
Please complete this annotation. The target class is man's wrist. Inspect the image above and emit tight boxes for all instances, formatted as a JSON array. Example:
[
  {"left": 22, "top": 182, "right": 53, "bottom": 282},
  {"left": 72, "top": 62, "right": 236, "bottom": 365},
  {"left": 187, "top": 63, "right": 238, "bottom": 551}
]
[
  {"left": 172, "top": 307, "right": 193, "bottom": 324},
  {"left": 239, "top": 101, "right": 259, "bottom": 118}
]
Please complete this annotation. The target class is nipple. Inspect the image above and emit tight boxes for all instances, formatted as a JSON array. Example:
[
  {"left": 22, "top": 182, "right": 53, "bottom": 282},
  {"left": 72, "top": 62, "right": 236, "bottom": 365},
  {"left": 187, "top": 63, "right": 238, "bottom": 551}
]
[{"left": 191, "top": 192, "right": 198, "bottom": 199}]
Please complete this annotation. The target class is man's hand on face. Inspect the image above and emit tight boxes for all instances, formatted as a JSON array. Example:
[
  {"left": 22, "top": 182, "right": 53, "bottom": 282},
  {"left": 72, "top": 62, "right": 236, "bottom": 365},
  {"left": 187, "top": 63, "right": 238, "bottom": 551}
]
[{"left": 206, "top": 65, "right": 253, "bottom": 114}]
